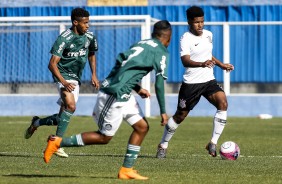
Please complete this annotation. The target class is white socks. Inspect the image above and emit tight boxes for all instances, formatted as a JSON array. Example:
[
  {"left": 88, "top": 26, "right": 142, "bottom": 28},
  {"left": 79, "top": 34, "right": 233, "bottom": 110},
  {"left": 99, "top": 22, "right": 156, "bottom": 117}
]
[
  {"left": 211, "top": 110, "right": 227, "bottom": 144},
  {"left": 160, "top": 117, "right": 179, "bottom": 149},
  {"left": 159, "top": 110, "right": 227, "bottom": 148}
]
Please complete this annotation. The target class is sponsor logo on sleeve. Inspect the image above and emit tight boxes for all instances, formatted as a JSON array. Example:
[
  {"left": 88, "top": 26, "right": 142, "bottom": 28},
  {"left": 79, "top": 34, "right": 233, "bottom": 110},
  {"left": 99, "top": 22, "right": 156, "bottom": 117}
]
[
  {"left": 160, "top": 55, "right": 166, "bottom": 75},
  {"left": 57, "top": 42, "right": 65, "bottom": 53}
]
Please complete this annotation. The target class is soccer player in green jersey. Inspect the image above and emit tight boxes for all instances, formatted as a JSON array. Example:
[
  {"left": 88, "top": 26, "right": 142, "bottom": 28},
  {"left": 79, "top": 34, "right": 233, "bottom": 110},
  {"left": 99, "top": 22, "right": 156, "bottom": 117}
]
[
  {"left": 24, "top": 8, "right": 99, "bottom": 158},
  {"left": 43, "top": 20, "right": 172, "bottom": 180}
]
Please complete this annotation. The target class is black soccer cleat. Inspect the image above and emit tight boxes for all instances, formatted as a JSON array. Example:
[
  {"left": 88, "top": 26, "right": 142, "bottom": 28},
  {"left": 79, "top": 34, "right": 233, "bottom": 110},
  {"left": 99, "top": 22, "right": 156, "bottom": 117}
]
[
  {"left": 156, "top": 144, "right": 167, "bottom": 159},
  {"left": 24, "top": 116, "right": 40, "bottom": 139},
  {"left": 206, "top": 142, "right": 217, "bottom": 157}
]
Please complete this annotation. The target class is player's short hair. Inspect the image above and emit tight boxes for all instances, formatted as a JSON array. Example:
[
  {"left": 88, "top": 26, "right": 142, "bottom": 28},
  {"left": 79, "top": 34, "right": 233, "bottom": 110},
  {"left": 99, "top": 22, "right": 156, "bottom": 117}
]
[
  {"left": 71, "top": 8, "right": 90, "bottom": 22},
  {"left": 151, "top": 20, "right": 171, "bottom": 38},
  {"left": 186, "top": 6, "right": 204, "bottom": 21}
]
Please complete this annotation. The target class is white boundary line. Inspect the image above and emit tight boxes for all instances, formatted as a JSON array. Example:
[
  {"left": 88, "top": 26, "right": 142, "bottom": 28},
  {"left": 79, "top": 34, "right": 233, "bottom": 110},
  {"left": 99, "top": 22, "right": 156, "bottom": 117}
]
[{"left": 1, "top": 152, "right": 282, "bottom": 158}]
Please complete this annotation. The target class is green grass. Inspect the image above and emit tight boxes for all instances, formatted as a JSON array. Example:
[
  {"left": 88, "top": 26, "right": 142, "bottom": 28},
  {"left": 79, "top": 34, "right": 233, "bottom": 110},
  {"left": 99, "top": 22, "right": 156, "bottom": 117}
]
[{"left": 1, "top": 116, "right": 282, "bottom": 184}]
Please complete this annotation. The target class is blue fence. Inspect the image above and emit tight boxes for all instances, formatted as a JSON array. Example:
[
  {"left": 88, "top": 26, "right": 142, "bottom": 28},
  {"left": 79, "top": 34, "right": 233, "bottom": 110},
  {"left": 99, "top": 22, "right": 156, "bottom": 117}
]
[{"left": 0, "top": 5, "right": 281, "bottom": 83}]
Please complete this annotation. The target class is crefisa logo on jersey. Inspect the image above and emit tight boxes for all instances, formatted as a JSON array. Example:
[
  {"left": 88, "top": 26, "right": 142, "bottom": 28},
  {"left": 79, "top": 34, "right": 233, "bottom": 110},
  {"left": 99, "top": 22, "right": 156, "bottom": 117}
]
[{"left": 67, "top": 49, "right": 87, "bottom": 57}]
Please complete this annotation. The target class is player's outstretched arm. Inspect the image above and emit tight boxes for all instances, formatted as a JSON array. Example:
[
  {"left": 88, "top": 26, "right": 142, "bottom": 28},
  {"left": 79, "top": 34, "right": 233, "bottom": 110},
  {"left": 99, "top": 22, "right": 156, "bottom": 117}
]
[{"left": 212, "top": 56, "right": 234, "bottom": 72}]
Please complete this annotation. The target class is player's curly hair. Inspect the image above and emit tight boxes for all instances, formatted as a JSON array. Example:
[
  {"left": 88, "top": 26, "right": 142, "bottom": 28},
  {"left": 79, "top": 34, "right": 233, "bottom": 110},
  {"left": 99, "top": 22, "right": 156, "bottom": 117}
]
[
  {"left": 186, "top": 6, "right": 204, "bottom": 21},
  {"left": 71, "top": 8, "right": 90, "bottom": 22},
  {"left": 151, "top": 20, "right": 171, "bottom": 38}
]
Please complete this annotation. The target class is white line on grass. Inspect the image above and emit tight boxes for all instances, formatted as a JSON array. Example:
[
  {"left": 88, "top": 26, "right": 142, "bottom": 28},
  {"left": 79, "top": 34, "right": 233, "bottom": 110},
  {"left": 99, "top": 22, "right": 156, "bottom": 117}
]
[{"left": 1, "top": 152, "right": 282, "bottom": 158}]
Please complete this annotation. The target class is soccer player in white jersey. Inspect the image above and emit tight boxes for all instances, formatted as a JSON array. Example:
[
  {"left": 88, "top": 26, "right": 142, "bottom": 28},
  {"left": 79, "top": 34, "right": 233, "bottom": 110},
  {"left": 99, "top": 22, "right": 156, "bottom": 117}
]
[
  {"left": 24, "top": 8, "right": 100, "bottom": 158},
  {"left": 43, "top": 20, "right": 172, "bottom": 180},
  {"left": 156, "top": 6, "right": 234, "bottom": 158}
]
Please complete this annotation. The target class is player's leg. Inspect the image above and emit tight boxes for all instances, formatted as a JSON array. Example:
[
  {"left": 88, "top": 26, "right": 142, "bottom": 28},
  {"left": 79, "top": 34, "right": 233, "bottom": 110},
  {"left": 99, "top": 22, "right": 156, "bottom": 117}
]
[
  {"left": 24, "top": 113, "right": 62, "bottom": 139},
  {"left": 156, "top": 110, "right": 188, "bottom": 158},
  {"left": 118, "top": 118, "right": 149, "bottom": 180},
  {"left": 35, "top": 103, "right": 64, "bottom": 128},
  {"left": 55, "top": 89, "right": 75, "bottom": 137},
  {"left": 24, "top": 81, "right": 77, "bottom": 139},
  {"left": 43, "top": 91, "right": 120, "bottom": 163},
  {"left": 53, "top": 80, "right": 80, "bottom": 157},
  {"left": 24, "top": 102, "right": 61, "bottom": 139},
  {"left": 47, "top": 90, "right": 75, "bottom": 158},
  {"left": 60, "top": 92, "right": 119, "bottom": 145},
  {"left": 157, "top": 82, "right": 200, "bottom": 158},
  {"left": 204, "top": 81, "right": 228, "bottom": 157},
  {"left": 118, "top": 96, "right": 149, "bottom": 180}
]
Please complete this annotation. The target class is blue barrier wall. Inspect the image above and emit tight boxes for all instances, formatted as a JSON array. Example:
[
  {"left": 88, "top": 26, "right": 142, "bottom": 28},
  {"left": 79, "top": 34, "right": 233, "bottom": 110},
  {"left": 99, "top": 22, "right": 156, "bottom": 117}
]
[
  {"left": 1, "top": 94, "right": 281, "bottom": 117},
  {"left": 0, "top": 5, "right": 281, "bottom": 83}
]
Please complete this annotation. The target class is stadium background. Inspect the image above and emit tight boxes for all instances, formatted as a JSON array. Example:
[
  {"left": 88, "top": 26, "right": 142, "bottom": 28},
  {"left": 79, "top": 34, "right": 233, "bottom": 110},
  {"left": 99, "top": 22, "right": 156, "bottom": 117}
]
[{"left": 0, "top": 0, "right": 281, "bottom": 117}]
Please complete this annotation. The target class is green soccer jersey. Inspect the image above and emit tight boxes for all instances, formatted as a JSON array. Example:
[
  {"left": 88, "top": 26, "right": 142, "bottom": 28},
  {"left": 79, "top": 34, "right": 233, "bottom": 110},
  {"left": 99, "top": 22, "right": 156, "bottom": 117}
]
[
  {"left": 50, "top": 29, "right": 98, "bottom": 84},
  {"left": 101, "top": 38, "right": 169, "bottom": 104}
]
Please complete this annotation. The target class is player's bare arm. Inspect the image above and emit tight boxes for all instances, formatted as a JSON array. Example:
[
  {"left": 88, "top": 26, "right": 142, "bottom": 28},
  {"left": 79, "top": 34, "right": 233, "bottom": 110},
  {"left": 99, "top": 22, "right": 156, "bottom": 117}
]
[
  {"left": 212, "top": 56, "right": 234, "bottom": 72},
  {"left": 88, "top": 53, "right": 99, "bottom": 89},
  {"left": 48, "top": 55, "right": 75, "bottom": 92},
  {"left": 181, "top": 55, "right": 215, "bottom": 68}
]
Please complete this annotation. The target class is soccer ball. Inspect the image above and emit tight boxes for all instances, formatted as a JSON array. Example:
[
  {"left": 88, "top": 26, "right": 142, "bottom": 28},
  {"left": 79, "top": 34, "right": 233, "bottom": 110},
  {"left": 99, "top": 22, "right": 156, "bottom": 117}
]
[{"left": 219, "top": 141, "right": 240, "bottom": 160}]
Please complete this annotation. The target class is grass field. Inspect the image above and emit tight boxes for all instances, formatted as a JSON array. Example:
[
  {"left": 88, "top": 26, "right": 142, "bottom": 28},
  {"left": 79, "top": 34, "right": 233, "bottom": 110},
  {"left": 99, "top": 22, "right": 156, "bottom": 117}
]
[{"left": 0, "top": 116, "right": 282, "bottom": 184}]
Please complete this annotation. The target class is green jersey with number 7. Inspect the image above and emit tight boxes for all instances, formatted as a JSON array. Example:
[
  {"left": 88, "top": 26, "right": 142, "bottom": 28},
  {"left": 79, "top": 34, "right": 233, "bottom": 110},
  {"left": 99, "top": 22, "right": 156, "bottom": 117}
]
[{"left": 100, "top": 38, "right": 169, "bottom": 102}]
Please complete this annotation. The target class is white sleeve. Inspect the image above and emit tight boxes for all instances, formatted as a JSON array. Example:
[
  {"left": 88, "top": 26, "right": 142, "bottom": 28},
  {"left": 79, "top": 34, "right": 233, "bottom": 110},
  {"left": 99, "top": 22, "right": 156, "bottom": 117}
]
[{"left": 180, "top": 33, "right": 190, "bottom": 57}]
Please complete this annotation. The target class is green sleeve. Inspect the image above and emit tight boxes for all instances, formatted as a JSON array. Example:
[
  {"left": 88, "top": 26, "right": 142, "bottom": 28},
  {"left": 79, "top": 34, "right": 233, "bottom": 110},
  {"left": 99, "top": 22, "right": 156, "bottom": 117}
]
[
  {"left": 155, "top": 75, "right": 166, "bottom": 114},
  {"left": 133, "top": 84, "right": 141, "bottom": 93}
]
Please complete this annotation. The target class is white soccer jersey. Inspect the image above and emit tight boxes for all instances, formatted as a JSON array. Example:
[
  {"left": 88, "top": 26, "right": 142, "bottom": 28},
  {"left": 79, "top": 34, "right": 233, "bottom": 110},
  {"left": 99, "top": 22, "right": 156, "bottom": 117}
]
[{"left": 180, "top": 29, "right": 215, "bottom": 84}]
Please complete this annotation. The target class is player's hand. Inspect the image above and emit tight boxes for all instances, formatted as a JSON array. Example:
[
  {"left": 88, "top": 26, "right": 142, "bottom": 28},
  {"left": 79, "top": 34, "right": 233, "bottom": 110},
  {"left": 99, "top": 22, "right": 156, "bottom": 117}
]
[
  {"left": 91, "top": 76, "right": 100, "bottom": 90},
  {"left": 222, "top": 63, "right": 234, "bottom": 72},
  {"left": 202, "top": 60, "right": 216, "bottom": 68},
  {"left": 63, "top": 81, "right": 76, "bottom": 92},
  {"left": 138, "top": 88, "right": 151, "bottom": 98},
  {"left": 160, "top": 113, "right": 168, "bottom": 126}
]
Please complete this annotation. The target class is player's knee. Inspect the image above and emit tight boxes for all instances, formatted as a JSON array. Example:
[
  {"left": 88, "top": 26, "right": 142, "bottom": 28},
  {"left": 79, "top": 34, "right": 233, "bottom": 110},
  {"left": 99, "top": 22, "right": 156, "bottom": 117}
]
[
  {"left": 133, "top": 122, "right": 149, "bottom": 134},
  {"left": 173, "top": 112, "right": 187, "bottom": 123},
  {"left": 140, "top": 124, "right": 149, "bottom": 134},
  {"left": 65, "top": 104, "right": 76, "bottom": 112},
  {"left": 99, "top": 135, "right": 112, "bottom": 144},
  {"left": 218, "top": 100, "right": 228, "bottom": 110}
]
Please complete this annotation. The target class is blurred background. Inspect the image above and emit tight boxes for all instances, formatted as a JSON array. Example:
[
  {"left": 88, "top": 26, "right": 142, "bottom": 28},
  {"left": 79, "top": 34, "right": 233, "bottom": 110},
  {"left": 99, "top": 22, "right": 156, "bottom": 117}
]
[{"left": 0, "top": 0, "right": 281, "bottom": 117}]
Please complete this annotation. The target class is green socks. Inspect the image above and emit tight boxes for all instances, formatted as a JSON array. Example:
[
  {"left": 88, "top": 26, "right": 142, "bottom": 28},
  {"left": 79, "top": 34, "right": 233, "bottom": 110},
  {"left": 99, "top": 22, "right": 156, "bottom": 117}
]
[
  {"left": 56, "top": 110, "right": 73, "bottom": 137},
  {"left": 122, "top": 144, "right": 140, "bottom": 168},
  {"left": 61, "top": 134, "right": 85, "bottom": 147},
  {"left": 38, "top": 114, "right": 59, "bottom": 126}
]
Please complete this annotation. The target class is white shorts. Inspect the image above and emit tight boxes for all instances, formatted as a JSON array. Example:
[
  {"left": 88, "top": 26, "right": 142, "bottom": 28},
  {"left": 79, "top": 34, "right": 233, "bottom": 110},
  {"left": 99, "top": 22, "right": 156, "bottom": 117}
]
[
  {"left": 56, "top": 80, "right": 80, "bottom": 106},
  {"left": 92, "top": 91, "right": 144, "bottom": 136}
]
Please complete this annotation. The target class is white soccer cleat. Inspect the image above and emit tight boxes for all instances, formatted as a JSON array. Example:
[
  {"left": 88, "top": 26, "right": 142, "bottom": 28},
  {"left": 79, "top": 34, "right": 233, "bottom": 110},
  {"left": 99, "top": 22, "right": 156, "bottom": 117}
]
[{"left": 54, "top": 148, "right": 69, "bottom": 158}]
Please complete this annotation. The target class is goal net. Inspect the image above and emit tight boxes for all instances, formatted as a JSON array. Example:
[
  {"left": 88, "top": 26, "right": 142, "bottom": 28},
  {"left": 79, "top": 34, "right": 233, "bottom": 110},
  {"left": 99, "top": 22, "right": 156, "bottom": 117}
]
[{"left": 0, "top": 15, "right": 151, "bottom": 94}]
